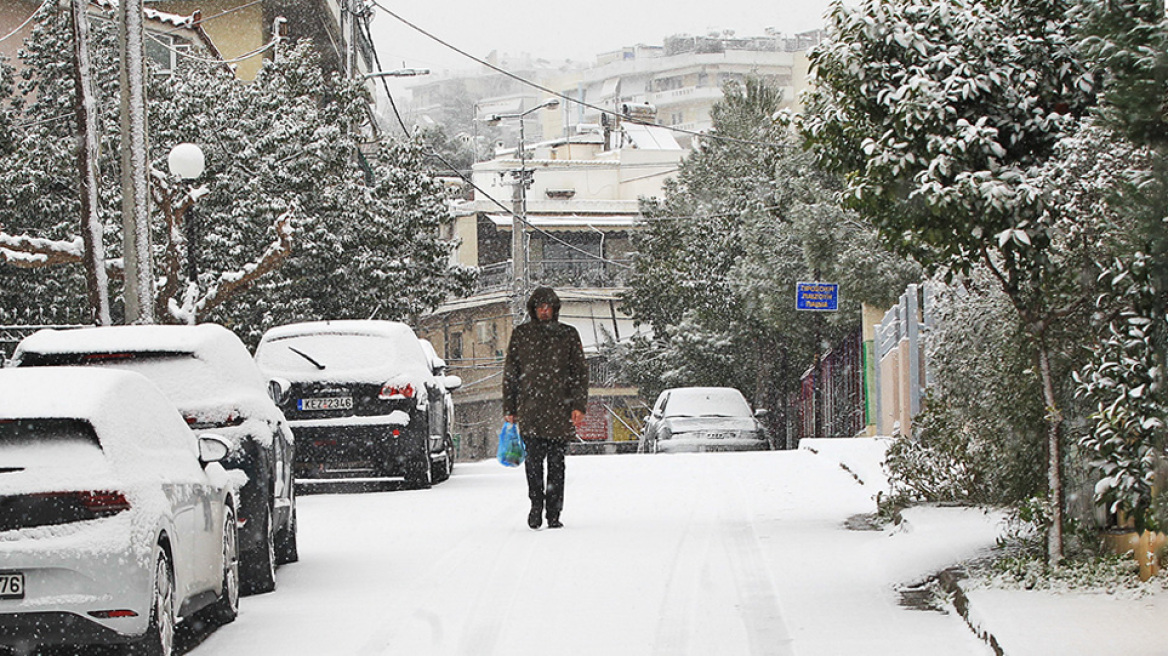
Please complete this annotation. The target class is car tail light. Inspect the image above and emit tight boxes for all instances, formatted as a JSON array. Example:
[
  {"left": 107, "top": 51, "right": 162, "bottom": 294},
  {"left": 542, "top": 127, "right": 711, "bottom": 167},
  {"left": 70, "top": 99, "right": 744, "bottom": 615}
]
[
  {"left": 0, "top": 490, "right": 131, "bottom": 531},
  {"left": 75, "top": 491, "right": 132, "bottom": 516},
  {"left": 88, "top": 609, "right": 138, "bottom": 619},
  {"left": 379, "top": 383, "right": 415, "bottom": 400},
  {"left": 184, "top": 412, "right": 244, "bottom": 430}
]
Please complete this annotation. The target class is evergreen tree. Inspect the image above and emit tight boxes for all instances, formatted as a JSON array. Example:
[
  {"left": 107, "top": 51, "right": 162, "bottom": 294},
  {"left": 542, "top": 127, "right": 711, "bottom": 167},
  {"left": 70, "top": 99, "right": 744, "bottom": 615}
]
[
  {"left": 621, "top": 77, "right": 917, "bottom": 437},
  {"left": 0, "top": 5, "right": 473, "bottom": 336},
  {"left": 800, "top": 0, "right": 1098, "bottom": 563}
]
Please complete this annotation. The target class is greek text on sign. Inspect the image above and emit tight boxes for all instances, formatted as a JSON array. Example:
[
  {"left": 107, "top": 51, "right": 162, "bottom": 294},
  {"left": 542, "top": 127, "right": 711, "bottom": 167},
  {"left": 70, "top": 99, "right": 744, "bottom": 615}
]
[{"left": 796, "top": 282, "right": 839, "bottom": 311}]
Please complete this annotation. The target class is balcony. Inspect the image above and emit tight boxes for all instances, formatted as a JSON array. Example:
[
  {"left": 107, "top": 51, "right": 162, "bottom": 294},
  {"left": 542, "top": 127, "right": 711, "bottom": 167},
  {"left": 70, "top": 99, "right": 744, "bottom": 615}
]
[{"left": 475, "top": 259, "right": 633, "bottom": 294}]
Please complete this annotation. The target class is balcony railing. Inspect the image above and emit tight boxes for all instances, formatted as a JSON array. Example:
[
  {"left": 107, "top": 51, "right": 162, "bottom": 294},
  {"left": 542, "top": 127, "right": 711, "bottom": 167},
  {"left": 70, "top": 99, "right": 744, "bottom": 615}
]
[{"left": 475, "top": 259, "right": 632, "bottom": 294}]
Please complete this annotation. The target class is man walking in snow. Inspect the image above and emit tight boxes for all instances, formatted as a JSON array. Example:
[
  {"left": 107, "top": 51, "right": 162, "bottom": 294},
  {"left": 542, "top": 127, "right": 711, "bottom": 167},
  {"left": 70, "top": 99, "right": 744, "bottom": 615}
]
[{"left": 503, "top": 287, "right": 589, "bottom": 529}]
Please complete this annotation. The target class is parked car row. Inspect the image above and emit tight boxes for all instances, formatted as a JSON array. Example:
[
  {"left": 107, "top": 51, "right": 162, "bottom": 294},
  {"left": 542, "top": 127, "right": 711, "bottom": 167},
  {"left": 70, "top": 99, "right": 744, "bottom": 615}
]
[{"left": 0, "top": 319, "right": 457, "bottom": 654}]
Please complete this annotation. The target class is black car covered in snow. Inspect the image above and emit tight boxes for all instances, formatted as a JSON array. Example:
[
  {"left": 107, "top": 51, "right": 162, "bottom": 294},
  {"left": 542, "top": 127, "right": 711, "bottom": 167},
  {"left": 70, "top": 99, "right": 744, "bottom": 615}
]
[{"left": 255, "top": 320, "right": 461, "bottom": 488}]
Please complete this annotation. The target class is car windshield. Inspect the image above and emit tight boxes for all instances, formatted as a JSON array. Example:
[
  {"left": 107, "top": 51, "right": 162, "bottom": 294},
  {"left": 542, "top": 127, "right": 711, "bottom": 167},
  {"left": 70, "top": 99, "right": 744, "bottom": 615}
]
[
  {"left": 663, "top": 389, "right": 752, "bottom": 418},
  {"left": 256, "top": 333, "right": 430, "bottom": 378},
  {"left": 0, "top": 419, "right": 105, "bottom": 470}
]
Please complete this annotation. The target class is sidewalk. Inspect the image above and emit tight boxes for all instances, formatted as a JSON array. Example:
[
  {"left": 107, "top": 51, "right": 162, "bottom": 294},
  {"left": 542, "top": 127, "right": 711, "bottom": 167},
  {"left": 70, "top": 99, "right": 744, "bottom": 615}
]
[{"left": 958, "top": 585, "right": 1167, "bottom": 656}]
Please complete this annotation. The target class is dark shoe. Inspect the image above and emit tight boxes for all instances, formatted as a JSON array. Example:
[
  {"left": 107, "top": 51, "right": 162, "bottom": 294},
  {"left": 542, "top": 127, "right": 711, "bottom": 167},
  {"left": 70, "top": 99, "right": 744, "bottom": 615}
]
[
  {"left": 528, "top": 508, "right": 542, "bottom": 530},
  {"left": 547, "top": 518, "right": 563, "bottom": 529}
]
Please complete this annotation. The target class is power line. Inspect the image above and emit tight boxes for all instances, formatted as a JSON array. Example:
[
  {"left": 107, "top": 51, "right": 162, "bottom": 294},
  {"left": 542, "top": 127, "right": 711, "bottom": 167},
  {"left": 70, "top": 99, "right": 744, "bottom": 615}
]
[
  {"left": 158, "top": 0, "right": 266, "bottom": 36},
  {"left": 359, "top": 30, "right": 633, "bottom": 271},
  {"left": 367, "top": 1, "right": 793, "bottom": 151},
  {"left": 0, "top": 0, "right": 49, "bottom": 44},
  {"left": 144, "top": 30, "right": 278, "bottom": 65}
]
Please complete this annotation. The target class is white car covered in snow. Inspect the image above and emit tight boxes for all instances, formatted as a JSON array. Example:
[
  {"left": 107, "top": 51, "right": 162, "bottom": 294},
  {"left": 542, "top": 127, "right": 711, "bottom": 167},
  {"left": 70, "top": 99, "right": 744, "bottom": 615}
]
[
  {"left": 255, "top": 321, "right": 461, "bottom": 488},
  {"left": 12, "top": 324, "right": 298, "bottom": 595},
  {"left": 639, "top": 386, "right": 771, "bottom": 453},
  {"left": 0, "top": 367, "right": 239, "bottom": 655}
]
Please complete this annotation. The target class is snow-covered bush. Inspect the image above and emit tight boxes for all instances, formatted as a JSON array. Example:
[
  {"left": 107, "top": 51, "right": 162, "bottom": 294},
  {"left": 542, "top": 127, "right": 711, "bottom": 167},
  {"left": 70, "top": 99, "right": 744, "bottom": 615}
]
[{"left": 1075, "top": 253, "right": 1167, "bottom": 533}]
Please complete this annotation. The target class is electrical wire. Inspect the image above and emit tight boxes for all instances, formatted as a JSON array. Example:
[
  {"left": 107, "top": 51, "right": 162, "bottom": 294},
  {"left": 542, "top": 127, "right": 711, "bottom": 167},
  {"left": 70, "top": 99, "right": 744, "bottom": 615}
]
[
  {"left": 144, "top": 30, "right": 277, "bottom": 65},
  {"left": 0, "top": 0, "right": 49, "bottom": 44},
  {"left": 367, "top": 0, "right": 794, "bottom": 150},
  {"left": 359, "top": 24, "right": 634, "bottom": 271},
  {"left": 156, "top": 0, "right": 266, "bottom": 36}
]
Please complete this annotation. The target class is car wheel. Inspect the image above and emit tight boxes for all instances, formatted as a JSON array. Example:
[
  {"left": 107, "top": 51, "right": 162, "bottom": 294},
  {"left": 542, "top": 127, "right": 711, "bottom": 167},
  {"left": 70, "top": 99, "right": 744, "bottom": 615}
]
[
  {"left": 241, "top": 504, "right": 276, "bottom": 595},
  {"left": 130, "top": 551, "right": 175, "bottom": 656},
  {"left": 431, "top": 435, "right": 455, "bottom": 483},
  {"left": 406, "top": 448, "right": 432, "bottom": 489},
  {"left": 207, "top": 506, "right": 240, "bottom": 625},
  {"left": 275, "top": 499, "right": 299, "bottom": 565}
]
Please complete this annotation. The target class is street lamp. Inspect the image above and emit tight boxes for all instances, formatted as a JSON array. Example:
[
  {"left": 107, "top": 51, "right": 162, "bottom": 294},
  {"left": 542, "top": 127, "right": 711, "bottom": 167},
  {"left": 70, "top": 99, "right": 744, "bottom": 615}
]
[
  {"left": 486, "top": 98, "right": 561, "bottom": 322},
  {"left": 168, "top": 143, "right": 205, "bottom": 323},
  {"left": 362, "top": 68, "right": 430, "bottom": 79}
]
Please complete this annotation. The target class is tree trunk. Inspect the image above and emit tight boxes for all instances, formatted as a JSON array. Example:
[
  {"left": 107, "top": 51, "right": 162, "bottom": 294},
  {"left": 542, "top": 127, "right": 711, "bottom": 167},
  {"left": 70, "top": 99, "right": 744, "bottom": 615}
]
[
  {"left": 1035, "top": 333, "right": 1064, "bottom": 565},
  {"left": 71, "top": 0, "right": 110, "bottom": 326}
]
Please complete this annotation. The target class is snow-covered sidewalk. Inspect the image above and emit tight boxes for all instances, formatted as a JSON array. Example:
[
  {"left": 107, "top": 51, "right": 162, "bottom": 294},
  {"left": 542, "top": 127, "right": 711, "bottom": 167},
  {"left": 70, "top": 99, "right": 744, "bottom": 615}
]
[{"left": 189, "top": 438, "right": 1164, "bottom": 655}]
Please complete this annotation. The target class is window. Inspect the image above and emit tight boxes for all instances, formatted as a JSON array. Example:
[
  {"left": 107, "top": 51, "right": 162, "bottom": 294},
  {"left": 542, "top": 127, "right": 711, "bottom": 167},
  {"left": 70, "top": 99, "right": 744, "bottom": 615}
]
[{"left": 449, "top": 332, "right": 463, "bottom": 361}]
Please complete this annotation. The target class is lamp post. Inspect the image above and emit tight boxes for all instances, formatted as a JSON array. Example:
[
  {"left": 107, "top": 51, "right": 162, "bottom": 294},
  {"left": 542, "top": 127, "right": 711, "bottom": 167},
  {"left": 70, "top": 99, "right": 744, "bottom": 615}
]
[
  {"left": 168, "top": 143, "right": 205, "bottom": 323},
  {"left": 362, "top": 68, "right": 430, "bottom": 79},
  {"left": 486, "top": 98, "right": 560, "bottom": 323}
]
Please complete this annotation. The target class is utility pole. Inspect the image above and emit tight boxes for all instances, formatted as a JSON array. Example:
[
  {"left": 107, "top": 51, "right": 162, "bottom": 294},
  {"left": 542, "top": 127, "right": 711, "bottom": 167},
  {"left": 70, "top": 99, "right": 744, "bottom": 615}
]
[
  {"left": 71, "top": 0, "right": 110, "bottom": 326},
  {"left": 511, "top": 119, "right": 531, "bottom": 324},
  {"left": 119, "top": 0, "right": 153, "bottom": 323},
  {"left": 487, "top": 99, "right": 559, "bottom": 324}
]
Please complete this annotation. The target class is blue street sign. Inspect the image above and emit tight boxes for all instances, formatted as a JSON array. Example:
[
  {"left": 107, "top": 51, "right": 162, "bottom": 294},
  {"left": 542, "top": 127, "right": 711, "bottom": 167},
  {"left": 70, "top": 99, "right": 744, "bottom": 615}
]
[{"left": 796, "top": 282, "right": 839, "bottom": 311}]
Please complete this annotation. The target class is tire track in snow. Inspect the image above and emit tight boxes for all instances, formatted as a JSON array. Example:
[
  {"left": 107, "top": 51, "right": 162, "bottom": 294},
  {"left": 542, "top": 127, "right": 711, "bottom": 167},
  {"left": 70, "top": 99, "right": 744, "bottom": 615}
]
[
  {"left": 353, "top": 475, "right": 533, "bottom": 656},
  {"left": 651, "top": 461, "right": 795, "bottom": 656}
]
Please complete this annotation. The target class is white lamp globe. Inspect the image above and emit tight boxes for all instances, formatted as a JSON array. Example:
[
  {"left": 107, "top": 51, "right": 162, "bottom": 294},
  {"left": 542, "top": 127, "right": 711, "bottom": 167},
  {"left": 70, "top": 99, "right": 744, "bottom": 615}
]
[{"left": 168, "top": 143, "right": 205, "bottom": 180}]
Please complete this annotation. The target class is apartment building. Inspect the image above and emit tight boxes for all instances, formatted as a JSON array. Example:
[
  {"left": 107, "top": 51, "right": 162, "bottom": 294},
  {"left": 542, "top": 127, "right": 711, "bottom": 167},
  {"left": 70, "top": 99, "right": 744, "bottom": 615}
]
[{"left": 415, "top": 117, "right": 686, "bottom": 458}]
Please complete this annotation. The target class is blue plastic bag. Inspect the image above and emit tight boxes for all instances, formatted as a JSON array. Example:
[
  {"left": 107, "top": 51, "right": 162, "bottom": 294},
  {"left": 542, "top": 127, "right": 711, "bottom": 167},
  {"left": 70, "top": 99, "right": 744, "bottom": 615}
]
[{"left": 497, "top": 421, "right": 526, "bottom": 467}]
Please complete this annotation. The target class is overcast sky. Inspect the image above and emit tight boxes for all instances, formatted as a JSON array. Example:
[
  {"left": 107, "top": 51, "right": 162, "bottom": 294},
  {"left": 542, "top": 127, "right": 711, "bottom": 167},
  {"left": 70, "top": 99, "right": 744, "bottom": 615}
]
[{"left": 367, "top": 0, "right": 841, "bottom": 76}]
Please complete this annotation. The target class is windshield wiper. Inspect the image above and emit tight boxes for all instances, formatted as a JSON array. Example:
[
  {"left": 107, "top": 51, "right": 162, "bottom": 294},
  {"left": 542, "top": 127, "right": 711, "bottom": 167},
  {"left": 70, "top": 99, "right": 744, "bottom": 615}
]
[{"left": 288, "top": 346, "right": 326, "bottom": 370}]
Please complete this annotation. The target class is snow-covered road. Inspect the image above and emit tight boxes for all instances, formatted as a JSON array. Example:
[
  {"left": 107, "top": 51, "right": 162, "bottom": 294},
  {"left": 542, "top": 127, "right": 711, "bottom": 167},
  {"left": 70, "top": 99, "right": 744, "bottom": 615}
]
[{"left": 189, "top": 440, "right": 1002, "bottom": 655}]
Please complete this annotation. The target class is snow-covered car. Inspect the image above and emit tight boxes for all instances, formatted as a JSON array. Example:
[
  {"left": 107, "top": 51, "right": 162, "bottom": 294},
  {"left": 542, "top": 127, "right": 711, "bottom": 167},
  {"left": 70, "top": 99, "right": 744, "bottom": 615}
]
[
  {"left": 255, "top": 321, "right": 462, "bottom": 488},
  {"left": 11, "top": 324, "right": 297, "bottom": 596},
  {"left": 0, "top": 367, "right": 239, "bottom": 655},
  {"left": 639, "top": 386, "right": 771, "bottom": 453}
]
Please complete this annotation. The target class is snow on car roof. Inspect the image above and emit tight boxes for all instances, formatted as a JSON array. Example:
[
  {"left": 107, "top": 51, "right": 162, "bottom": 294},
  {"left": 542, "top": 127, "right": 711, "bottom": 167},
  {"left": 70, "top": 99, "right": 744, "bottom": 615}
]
[
  {"left": 256, "top": 320, "right": 434, "bottom": 384},
  {"left": 0, "top": 367, "right": 197, "bottom": 462},
  {"left": 13, "top": 324, "right": 274, "bottom": 416}
]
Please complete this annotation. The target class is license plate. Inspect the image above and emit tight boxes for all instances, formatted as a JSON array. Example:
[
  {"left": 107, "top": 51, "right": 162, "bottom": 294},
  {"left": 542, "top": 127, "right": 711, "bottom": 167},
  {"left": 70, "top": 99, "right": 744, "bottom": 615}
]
[
  {"left": 705, "top": 432, "right": 734, "bottom": 440},
  {"left": 298, "top": 396, "right": 353, "bottom": 411},
  {"left": 0, "top": 572, "right": 24, "bottom": 599}
]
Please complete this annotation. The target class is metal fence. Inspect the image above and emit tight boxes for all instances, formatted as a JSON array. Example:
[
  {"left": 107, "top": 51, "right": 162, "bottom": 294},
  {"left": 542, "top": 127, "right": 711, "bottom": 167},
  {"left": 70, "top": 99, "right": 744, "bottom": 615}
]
[
  {"left": 786, "top": 328, "right": 866, "bottom": 446},
  {"left": 872, "top": 284, "right": 933, "bottom": 436}
]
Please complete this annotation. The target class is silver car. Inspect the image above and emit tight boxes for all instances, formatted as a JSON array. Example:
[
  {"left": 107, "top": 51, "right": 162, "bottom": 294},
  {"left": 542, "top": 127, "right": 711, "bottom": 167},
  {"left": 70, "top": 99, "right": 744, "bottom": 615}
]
[
  {"left": 640, "top": 387, "right": 771, "bottom": 453},
  {"left": 0, "top": 367, "right": 238, "bottom": 655}
]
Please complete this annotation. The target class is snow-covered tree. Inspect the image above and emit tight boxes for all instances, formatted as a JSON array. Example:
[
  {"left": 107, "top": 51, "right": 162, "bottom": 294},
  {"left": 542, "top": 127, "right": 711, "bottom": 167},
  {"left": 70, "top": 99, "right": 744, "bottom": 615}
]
[
  {"left": 1075, "top": 0, "right": 1168, "bottom": 534},
  {"left": 621, "top": 77, "right": 918, "bottom": 434},
  {"left": 0, "top": 5, "right": 473, "bottom": 335},
  {"left": 800, "top": 0, "right": 1098, "bottom": 563}
]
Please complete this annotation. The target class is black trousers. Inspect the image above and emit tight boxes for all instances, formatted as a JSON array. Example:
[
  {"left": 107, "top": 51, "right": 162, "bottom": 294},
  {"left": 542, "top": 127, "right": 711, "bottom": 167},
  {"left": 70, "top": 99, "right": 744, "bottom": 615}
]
[{"left": 524, "top": 436, "right": 566, "bottom": 520}]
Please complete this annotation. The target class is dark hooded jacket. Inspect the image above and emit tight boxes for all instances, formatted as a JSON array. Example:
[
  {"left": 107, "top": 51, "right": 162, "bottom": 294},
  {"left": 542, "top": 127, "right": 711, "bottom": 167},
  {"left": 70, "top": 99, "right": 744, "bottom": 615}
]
[{"left": 503, "top": 287, "right": 589, "bottom": 441}]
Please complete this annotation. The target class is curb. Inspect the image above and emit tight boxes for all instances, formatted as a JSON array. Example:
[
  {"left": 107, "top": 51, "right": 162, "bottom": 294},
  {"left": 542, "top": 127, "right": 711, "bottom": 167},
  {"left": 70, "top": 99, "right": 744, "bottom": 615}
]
[{"left": 936, "top": 567, "right": 1005, "bottom": 656}]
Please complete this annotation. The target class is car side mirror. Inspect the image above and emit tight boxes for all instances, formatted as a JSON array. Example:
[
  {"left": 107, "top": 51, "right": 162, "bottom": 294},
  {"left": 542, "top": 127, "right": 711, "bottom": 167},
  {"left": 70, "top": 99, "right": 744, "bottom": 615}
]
[
  {"left": 268, "top": 377, "right": 291, "bottom": 405},
  {"left": 198, "top": 434, "right": 231, "bottom": 464},
  {"left": 443, "top": 374, "right": 463, "bottom": 391},
  {"left": 754, "top": 408, "right": 769, "bottom": 418}
]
